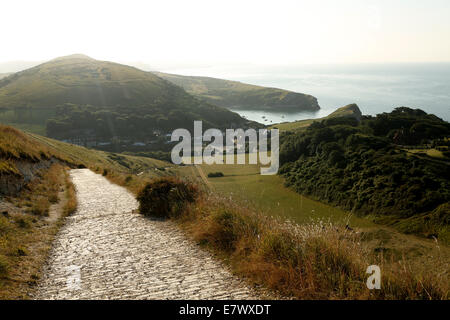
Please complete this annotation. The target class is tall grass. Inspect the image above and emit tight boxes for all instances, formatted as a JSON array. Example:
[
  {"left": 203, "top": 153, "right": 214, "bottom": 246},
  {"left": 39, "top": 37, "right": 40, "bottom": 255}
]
[
  {"left": 62, "top": 170, "right": 77, "bottom": 216},
  {"left": 0, "top": 125, "right": 73, "bottom": 177},
  {"left": 152, "top": 189, "right": 448, "bottom": 300}
]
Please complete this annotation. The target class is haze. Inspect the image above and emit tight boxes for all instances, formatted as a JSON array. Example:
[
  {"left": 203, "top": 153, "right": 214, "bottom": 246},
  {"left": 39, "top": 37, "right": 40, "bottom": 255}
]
[{"left": 1, "top": 0, "right": 450, "bottom": 68}]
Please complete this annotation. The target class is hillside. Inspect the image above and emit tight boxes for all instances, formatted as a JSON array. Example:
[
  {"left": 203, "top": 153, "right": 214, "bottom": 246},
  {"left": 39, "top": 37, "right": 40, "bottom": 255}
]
[
  {"left": 0, "top": 124, "right": 172, "bottom": 195},
  {"left": 153, "top": 72, "right": 320, "bottom": 111},
  {"left": 0, "top": 55, "right": 253, "bottom": 137},
  {"left": 279, "top": 107, "right": 450, "bottom": 242},
  {"left": 0, "top": 54, "right": 174, "bottom": 108},
  {"left": 272, "top": 103, "right": 362, "bottom": 131}
]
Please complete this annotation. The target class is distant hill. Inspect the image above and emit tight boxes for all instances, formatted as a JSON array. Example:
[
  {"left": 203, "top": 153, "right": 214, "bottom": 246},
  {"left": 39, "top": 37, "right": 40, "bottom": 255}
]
[
  {"left": 153, "top": 72, "right": 320, "bottom": 111},
  {"left": 0, "top": 54, "right": 176, "bottom": 107},
  {"left": 0, "top": 55, "right": 255, "bottom": 137},
  {"left": 272, "top": 104, "right": 362, "bottom": 131}
]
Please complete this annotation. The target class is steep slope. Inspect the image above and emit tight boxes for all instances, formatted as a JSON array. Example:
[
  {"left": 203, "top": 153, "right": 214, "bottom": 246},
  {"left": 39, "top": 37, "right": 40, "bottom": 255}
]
[
  {"left": 153, "top": 72, "right": 320, "bottom": 111},
  {"left": 0, "top": 55, "right": 252, "bottom": 133}
]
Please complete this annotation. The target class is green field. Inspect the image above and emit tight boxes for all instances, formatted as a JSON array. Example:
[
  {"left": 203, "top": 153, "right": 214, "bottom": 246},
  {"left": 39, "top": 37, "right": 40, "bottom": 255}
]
[
  {"left": 180, "top": 154, "right": 373, "bottom": 228},
  {"left": 270, "top": 118, "right": 316, "bottom": 132}
]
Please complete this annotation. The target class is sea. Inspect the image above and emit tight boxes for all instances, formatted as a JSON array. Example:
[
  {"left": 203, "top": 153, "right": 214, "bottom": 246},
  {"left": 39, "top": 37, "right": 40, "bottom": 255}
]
[{"left": 163, "top": 63, "right": 450, "bottom": 124}]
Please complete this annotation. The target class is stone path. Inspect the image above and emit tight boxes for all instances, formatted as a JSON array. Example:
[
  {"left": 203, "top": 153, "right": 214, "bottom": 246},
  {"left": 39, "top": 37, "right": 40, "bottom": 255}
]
[{"left": 34, "top": 169, "right": 259, "bottom": 300}]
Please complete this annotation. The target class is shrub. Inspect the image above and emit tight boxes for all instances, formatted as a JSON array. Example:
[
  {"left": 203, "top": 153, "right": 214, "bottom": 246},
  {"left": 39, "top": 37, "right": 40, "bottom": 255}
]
[
  {"left": 207, "top": 172, "right": 224, "bottom": 178},
  {"left": 137, "top": 177, "right": 198, "bottom": 218},
  {"left": 210, "top": 210, "right": 243, "bottom": 251}
]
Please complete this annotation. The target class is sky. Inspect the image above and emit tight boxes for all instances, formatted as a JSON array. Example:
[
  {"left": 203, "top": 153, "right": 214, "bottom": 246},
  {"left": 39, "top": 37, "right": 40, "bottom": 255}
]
[{"left": 1, "top": 0, "right": 450, "bottom": 68}]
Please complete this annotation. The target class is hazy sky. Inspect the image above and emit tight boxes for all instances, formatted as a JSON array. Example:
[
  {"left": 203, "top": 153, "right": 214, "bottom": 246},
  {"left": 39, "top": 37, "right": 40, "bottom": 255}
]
[{"left": 1, "top": 0, "right": 450, "bottom": 67}]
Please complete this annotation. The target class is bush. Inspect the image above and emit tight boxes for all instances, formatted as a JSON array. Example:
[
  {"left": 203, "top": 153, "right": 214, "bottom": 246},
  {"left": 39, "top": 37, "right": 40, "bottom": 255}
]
[
  {"left": 137, "top": 177, "right": 198, "bottom": 218},
  {"left": 207, "top": 172, "right": 224, "bottom": 178},
  {"left": 210, "top": 210, "right": 243, "bottom": 251}
]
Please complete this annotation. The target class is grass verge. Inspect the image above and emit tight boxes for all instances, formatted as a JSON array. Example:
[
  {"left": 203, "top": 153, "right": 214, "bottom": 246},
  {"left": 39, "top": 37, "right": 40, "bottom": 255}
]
[
  {"left": 136, "top": 178, "right": 448, "bottom": 299},
  {"left": 184, "top": 194, "right": 448, "bottom": 299},
  {"left": 0, "top": 163, "right": 76, "bottom": 299}
]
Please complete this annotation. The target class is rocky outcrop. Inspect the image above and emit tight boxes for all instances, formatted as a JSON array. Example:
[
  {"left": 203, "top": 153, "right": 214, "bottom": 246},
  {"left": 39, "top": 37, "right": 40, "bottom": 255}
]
[{"left": 326, "top": 103, "right": 362, "bottom": 121}]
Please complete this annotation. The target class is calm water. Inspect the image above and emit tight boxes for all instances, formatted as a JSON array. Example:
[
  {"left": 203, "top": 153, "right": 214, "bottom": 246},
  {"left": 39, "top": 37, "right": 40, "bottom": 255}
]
[
  {"left": 228, "top": 108, "right": 332, "bottom": 125},
  {"left": 165, "top": 63, "right": 450, "bottom": 124}
]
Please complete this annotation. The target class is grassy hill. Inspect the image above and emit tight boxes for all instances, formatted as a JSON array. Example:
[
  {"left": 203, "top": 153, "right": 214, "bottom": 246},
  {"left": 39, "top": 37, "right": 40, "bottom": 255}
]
[
  {"left": 272, "top": 103, "right": 362, "bottom": 132},
  {"left": 0, "top": 55, "right": 253, "bottom": 136},
  {"left": 153, "top": 72, "right": 320, "bottom": 111},
  {"left": 0, "top": 54, "right": 176, "bottom": 108}
]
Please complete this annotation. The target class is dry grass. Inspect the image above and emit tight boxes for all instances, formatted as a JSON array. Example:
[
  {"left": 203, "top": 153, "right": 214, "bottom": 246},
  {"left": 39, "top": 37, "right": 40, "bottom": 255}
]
[
  {"left": 62, "top": 170, "right": 77, "bottom": 216},
  {"left": 0, "top": 125, "right": 72, "bottom": 176},
  {"left": 0, "top": 163, "right": 70, "bottom": 299},
  {"left": 172, "top": 192, "right": 448, "bottom": 300},
  {"left": 0, "top": 126, "right": 52, "bottom": 161},
  {"left": 98, "top": 166, "right": 171, "bottom": 196},
  {"left": 15, "top": 164, "right": 64, "bottom": 217}
]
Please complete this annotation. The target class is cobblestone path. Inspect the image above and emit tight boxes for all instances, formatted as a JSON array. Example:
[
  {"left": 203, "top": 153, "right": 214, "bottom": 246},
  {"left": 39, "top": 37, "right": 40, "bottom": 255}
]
[{"left": 34, "top": 169, "right": 258, "bottom": 299}]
